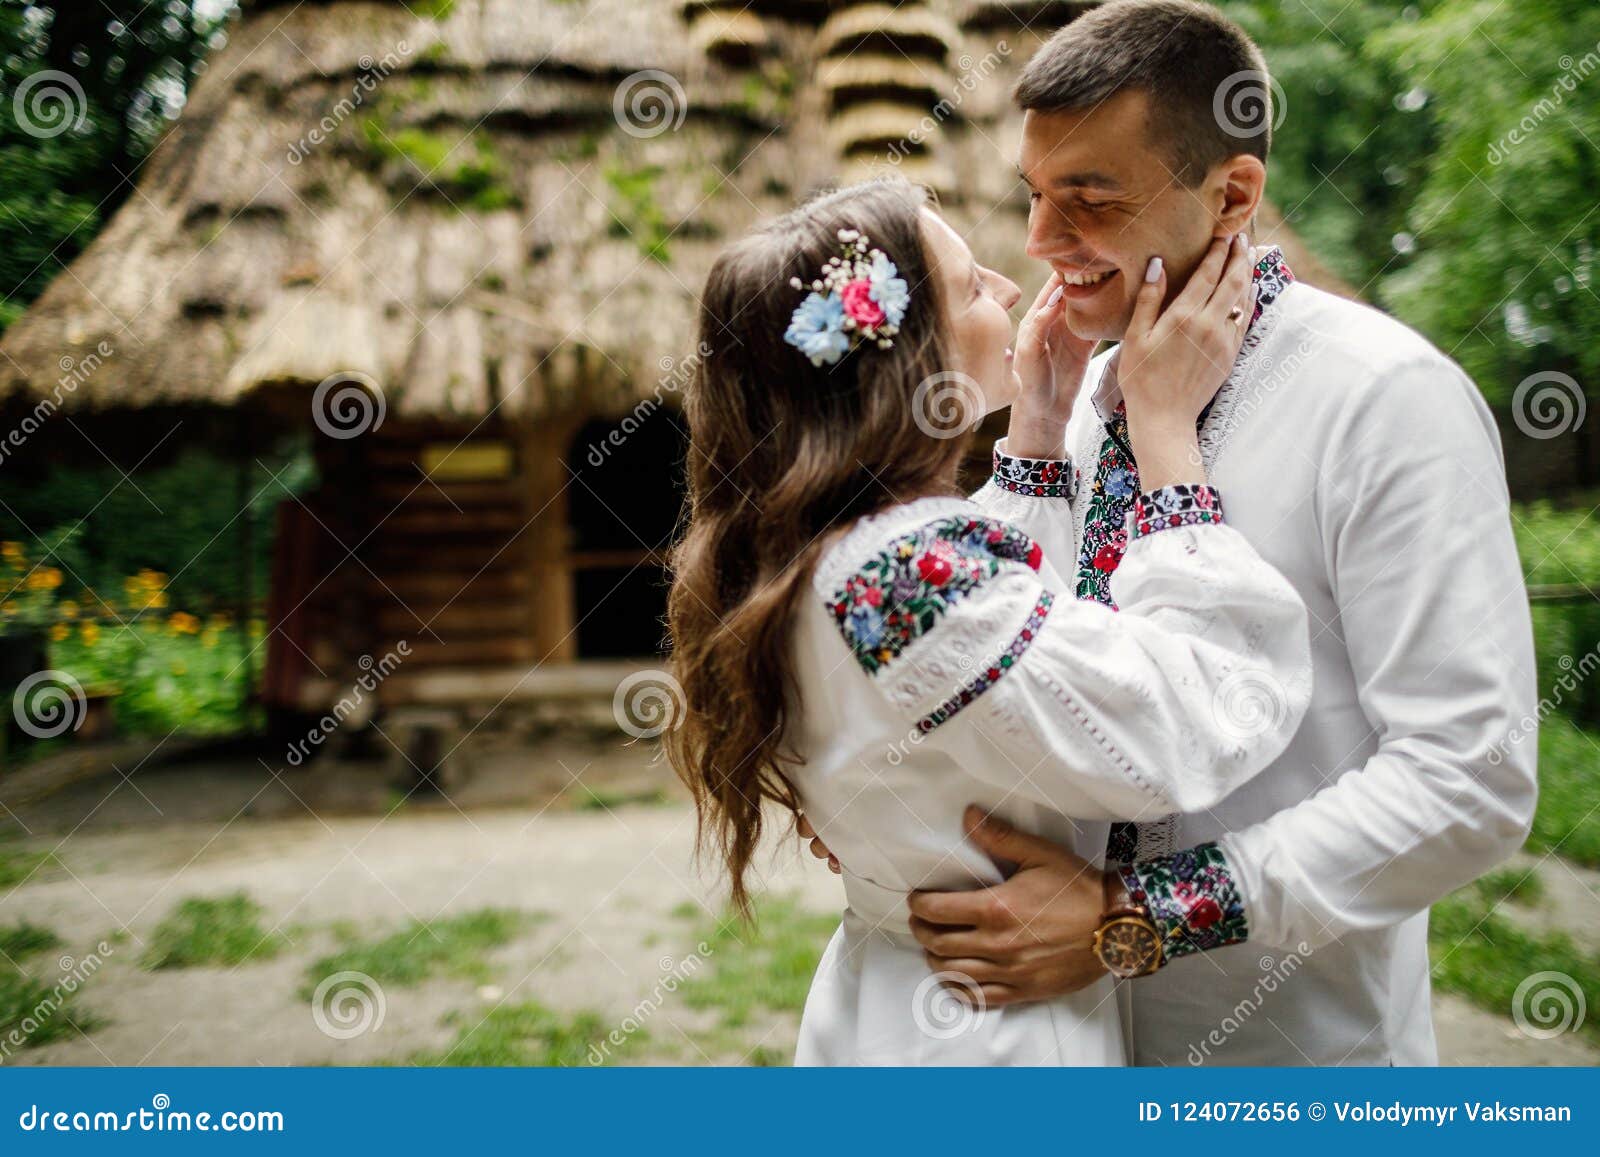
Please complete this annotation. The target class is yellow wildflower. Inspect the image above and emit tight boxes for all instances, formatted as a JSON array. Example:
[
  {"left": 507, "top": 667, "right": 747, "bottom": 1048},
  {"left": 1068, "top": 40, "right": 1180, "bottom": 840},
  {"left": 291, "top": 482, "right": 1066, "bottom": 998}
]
[
  {"left": 59, "top": 600, "right": 79, "bottom": 620},
  {"left": 50, "top": 623, "right": 71, "bottom": 642},
  {"left": 80, "top": 621, "right": 100, "bottom": 645}
]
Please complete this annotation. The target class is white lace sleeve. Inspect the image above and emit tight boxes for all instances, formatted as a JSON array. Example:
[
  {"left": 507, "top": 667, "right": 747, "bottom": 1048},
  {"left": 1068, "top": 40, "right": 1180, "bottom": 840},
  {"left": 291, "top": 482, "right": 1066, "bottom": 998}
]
[{"left": 817, "top": 504, "right": 1312, "bottom": 821}]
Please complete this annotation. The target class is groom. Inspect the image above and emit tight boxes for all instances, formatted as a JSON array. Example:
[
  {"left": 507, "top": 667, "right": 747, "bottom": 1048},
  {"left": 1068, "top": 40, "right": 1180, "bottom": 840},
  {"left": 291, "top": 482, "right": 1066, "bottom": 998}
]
[{"left": 810, "top": 0, "right": 1538, "bottom": 1065}]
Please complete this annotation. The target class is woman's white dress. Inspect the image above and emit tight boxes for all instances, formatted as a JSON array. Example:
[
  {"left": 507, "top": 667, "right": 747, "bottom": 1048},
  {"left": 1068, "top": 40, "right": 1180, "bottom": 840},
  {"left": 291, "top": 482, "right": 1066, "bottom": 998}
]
[{"left": 786, "top": 481, "right": 1312, "bottom": 1066}]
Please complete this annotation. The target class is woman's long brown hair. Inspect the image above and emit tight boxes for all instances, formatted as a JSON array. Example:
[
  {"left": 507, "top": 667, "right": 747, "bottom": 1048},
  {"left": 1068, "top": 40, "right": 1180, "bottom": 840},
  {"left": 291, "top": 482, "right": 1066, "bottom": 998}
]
[{"left": 666, "top": 179, "right": 975, "bottom": 915}]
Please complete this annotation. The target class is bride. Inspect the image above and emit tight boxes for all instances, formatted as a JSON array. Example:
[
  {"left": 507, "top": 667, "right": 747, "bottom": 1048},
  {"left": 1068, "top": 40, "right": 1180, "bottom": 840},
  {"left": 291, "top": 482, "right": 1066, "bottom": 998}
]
[{"left": 664, "top": 178, "right": 1311, "bottom": 1065}]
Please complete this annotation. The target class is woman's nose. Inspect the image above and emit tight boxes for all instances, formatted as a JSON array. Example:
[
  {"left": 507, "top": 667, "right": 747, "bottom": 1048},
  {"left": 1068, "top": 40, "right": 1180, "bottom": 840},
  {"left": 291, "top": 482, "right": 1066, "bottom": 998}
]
[{"left": 1000, "top": 278, "right": 1023, "bottom": 310}]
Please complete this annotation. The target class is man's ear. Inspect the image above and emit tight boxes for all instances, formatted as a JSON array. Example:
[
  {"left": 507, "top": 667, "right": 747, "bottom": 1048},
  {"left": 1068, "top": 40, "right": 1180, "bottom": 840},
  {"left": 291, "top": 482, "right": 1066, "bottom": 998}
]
[{"left": 1211, "top": 153, "right": 1266, "bottom": 236}]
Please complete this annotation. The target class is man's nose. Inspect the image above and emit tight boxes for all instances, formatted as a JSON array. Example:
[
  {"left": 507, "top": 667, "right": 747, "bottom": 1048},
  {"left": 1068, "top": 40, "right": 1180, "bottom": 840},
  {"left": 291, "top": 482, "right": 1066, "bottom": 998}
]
[{"left": 1025, "top": 200, "right": 1077, "bottom": 262}]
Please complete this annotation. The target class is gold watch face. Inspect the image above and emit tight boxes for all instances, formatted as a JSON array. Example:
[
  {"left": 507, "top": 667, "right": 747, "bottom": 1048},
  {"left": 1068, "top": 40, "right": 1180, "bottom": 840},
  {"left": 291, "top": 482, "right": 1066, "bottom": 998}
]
[{"left": 1096, "top": 916, "right": 1162, "bottom": 978}]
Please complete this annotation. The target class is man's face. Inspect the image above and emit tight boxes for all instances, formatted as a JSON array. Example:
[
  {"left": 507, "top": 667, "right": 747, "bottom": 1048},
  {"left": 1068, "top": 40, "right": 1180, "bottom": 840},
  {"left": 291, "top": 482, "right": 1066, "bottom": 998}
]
[{"left": 1018, "top": 89, "right": 1221, "bottom": 342}]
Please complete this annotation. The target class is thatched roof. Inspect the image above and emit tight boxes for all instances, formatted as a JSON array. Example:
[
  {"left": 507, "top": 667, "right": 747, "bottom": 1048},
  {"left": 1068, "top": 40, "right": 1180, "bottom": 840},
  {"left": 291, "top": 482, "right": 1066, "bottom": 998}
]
[{"left": 0, "top": 0, "right": 1357, "bottom": 421}]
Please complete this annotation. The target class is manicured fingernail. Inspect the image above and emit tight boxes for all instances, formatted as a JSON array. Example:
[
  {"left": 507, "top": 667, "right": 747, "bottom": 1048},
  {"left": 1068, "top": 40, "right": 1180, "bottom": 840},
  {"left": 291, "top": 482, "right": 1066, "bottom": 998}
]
[
  {"left": 1144, "top": 256, "right": 1163, "bottom": 283},
  {"left": 1046, "top": 284, "right": 1064, "bottom": 307}
]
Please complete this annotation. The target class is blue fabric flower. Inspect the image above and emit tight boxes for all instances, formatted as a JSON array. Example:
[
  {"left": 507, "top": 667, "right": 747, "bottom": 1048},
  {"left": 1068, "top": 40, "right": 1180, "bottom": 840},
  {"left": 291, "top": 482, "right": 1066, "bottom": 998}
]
[
  {"left": 1105, "top": 467, "right": 1136, "bottom": 498},
  {"left": 868, "top": 250, "right": 909, "bottom": 327},
  {"left": 784, "top": 291, "right": 850, "bottom": 366}
]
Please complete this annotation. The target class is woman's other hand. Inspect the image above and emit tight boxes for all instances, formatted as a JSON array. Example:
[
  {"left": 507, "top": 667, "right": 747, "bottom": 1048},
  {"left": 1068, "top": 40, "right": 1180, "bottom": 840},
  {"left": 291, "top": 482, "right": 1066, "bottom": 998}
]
[{"left": 1118, "top": 233, "right": 1257, "bottom": 489}]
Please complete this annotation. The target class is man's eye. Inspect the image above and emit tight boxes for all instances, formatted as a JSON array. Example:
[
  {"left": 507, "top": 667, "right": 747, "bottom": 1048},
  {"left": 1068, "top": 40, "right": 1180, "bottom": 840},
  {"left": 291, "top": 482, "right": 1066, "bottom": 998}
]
[{"left": 1077, "top": 200, "right": 1114, "bottom": 213}]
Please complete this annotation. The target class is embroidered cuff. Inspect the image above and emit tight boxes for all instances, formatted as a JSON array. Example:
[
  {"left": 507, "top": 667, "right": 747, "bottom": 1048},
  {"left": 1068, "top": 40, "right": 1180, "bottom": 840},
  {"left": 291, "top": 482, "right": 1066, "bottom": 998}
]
[
  {"left": 1131, "top": 484, "right": 1224, "bottom": 539},
  {"left": 992, "top": 441, "right": 1077, "bottom": 500},
  {"left": 1119, "top": 841, "right": 1248, "bottom": 967}
]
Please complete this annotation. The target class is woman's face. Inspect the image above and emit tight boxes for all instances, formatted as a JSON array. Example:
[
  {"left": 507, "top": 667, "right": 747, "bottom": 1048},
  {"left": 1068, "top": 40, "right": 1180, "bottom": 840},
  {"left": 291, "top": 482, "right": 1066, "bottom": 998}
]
[{"left": 919, "top": 208, "right": 1024, "bottom": 415}]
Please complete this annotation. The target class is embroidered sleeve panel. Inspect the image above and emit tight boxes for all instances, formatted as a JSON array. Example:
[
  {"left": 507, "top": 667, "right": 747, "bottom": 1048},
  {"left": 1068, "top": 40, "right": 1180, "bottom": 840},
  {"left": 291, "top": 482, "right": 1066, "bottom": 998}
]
[
  {"left": 822, "top": 514, "right": 1054, "bottom": 731},
  {"left": 1131, "top": 484, "right": 1225, "bottom": 540},
  {"left": 1118, "top": 841, "right": 1249, "bottom": 968},
  {"left": 991, "top": 441, "right": 1078, "bottom": 500}
]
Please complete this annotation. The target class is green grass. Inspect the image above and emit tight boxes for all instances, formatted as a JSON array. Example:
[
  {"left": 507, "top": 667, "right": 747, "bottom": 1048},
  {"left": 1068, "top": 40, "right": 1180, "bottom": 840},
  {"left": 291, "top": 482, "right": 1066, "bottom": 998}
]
[
  {"left": 141, "top": 893, "right": 289, "bottom": 970},
  {"left": 1512, "top": 493, "right": 1600, "bottom": 587},
  {"left": 570, "top": 785, "right": 669, "bottom": 811},
  {"left": 409, "top": 1001, "right": 619, "bottom": 1066},
  {"left": 678, "top": 895, "right": 837, "bottom": 1030},
  {"left": 1527, "top": 716, "right": 1600, "bottom": 868},
  {"left": 0, "top": 843, "right": 54, "bottom": 889},
  {"left": 0, "top": 969, "right": 98, "bottom": 1053},
  {"left": 1429, "top": 881, "right": 1600, "bottom": 1045},
  {"left": 0, "top": 922, "right": 61, "bottom": 962},
  {"left": 304, "top": 908, "right": 542, "bottom": 996}
]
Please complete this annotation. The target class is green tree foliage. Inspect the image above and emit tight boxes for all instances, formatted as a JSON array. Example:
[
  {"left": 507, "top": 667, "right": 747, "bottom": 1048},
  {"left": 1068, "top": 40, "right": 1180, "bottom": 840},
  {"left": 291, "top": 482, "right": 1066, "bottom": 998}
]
[
  {"left": 1370, "top": 0, "right": 1600, "bottom": 414},
  {"left": 0, "top": 1, "right": 237, "bottom": 329}
]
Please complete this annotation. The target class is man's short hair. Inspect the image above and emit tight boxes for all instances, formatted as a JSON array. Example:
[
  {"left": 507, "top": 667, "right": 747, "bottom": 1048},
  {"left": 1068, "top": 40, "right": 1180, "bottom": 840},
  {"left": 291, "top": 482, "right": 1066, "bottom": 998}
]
[{"left": 1014, "top": 0, "right": 1273, "bottom": 185}]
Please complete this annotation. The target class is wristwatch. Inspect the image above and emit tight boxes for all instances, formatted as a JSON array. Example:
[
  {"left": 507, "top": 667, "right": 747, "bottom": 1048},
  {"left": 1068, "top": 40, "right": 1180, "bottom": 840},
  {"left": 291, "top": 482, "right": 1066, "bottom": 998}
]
[{"left": 1092, "top": 870, "right": 1163, "bottom": 979}]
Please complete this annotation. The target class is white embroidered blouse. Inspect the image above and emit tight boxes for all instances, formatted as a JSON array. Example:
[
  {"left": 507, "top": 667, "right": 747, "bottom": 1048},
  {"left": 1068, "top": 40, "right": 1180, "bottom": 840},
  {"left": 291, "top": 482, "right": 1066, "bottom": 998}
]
[{"left": 787, "top": 483, "right": 1312, "bottom": 1065}]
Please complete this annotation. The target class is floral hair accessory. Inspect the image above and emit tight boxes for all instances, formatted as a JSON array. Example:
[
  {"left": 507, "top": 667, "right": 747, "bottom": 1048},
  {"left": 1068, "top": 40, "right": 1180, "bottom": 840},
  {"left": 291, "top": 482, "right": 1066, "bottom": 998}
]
[{"left": 783, "top": 229, "right": 910, "bottom": 367}]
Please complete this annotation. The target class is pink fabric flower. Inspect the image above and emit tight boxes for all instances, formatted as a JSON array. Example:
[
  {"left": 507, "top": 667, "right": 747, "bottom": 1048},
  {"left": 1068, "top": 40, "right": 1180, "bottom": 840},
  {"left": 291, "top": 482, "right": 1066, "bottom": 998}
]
[{"left": 840, "top": 280, "right": 885, "bottom": 330}]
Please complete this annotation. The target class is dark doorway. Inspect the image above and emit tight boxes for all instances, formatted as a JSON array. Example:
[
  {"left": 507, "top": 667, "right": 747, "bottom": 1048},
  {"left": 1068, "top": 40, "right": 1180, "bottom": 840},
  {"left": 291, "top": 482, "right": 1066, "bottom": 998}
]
[{"left": 565, "top": 411, "right": 688, "bottom": 658}]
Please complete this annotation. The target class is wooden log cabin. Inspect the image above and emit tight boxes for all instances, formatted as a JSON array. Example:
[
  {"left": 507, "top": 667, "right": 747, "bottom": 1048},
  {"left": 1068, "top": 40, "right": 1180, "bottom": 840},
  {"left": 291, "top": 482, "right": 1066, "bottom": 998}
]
[{"left": 0, "top": 0, "right": 1357, "bottom": 767}]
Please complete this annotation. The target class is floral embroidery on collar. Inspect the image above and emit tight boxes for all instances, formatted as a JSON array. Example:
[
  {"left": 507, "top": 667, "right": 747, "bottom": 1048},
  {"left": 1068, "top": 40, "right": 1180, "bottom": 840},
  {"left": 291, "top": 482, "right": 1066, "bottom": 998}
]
[
  {"left": 1075, "top": 247, "right": 1292, "bottom": 608},
  {"left": 826, "top": 515, "right": 1042, "bottom": 676}
]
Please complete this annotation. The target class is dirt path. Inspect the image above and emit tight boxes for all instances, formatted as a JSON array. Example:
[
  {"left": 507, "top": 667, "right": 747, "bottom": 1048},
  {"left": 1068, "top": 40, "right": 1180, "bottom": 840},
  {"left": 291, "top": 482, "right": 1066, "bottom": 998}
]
[{"left": 3, "top": 751, "right": 1595, "bottom": 1067}]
